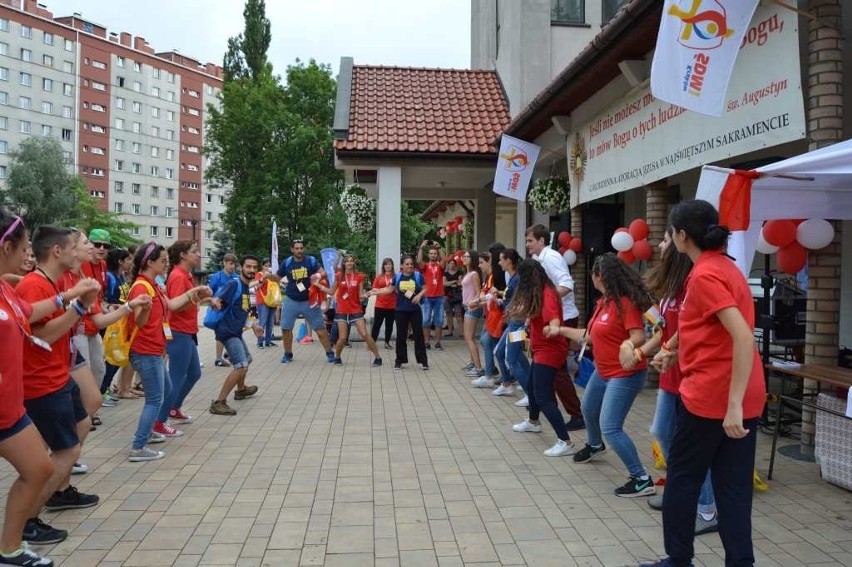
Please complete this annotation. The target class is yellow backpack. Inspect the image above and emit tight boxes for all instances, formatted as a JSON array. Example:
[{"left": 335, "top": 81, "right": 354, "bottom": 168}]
[
  {"left": 103, "top": 280, "right": 155, "bottom": 367},
  {"left": 263, "top": 280, "right": 283, "bottom": 307}
]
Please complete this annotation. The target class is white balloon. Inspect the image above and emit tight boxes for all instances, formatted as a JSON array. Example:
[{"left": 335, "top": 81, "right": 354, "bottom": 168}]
[
  {"left": 562, "top": 249, "right": 577, "bottom": 266},
  {"left": 611, "top": 231, "right": 634, "bottom": 252},
  {"left": 756, "top": 230, "right": 779, "bottom": 255},
  {"left": 796, "top": 218, "right": 835, "bottom": 250}
]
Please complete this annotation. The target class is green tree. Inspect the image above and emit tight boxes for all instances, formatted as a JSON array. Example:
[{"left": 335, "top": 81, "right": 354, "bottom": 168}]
[
  {"left": 207, "top": 229, "right": 235, "bottom": 272},
  {"left": 1, "top": 137, "right": 76, "bottom": 229},
  {"left": 63, "top": 177, "right": 141, "bottom": 248}
]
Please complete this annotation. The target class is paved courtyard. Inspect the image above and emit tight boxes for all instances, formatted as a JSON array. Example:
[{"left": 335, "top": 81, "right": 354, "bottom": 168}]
[{"left": 1, "top": 329, "right": 851, "bottom": 566}]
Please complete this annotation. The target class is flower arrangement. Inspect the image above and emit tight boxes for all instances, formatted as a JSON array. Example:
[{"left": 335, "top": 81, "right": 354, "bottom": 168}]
[
  {"left": 339, "top": 184, "right": 376, "bottom": 233},
  {"left": 527, "top": 176, "right": 571, "bottom": 215}
]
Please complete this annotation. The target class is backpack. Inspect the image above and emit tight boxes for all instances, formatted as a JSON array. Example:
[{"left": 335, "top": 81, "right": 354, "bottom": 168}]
[
  {"left": 103, "top": 279, "right": 155, "bottom": 367},
  {"left": 283, "top": 255, "right": 318, "bottom": 277},
  {"left": 203, "top": 279, "right": 243, "bottom": 330},
  {"left": 393, "top": 271, "right": 423, "bottom": 290},
  {"left": 263, "top": 280, "right": 283, "bottom": 307}
]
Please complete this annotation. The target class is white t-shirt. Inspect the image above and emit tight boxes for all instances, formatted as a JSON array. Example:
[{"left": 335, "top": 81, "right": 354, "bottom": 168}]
[{"left": 534, "top": 245, "right": 579, "bottom": 320}]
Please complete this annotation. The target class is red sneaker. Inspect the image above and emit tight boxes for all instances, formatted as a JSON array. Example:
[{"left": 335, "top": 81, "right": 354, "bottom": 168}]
[
  {"left": 152, "top": 421, "right": 184, "bottom": 438},
  {"left": 168, "top": 409, "right": 194, "bottom": 424}
]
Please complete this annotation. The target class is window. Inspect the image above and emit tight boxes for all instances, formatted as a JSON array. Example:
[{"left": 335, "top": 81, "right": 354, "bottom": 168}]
[
  {"left": 19, "top": 120, "right": 30, "bottom": 134},
  {"left": 132, "top": 203, "right": 140, "bottom": 215},
  {"left": 91, "top": 147, "right": 105, "bottom": 155},
  {"left": 151, "top": 146, "right": 159, "bottom": 158},
  {"left": 205, "top": 193, "right": 212, "bottom": 203},
  {"left": 114, "top": 181, "right": 124, "bottom": 193},
  {"left": 187, "top": 145, "right": 200, "bottom": 154},
  {"left": 0, "top": 140, "right": 6, "bottom": 153},
  {"left": 166, "top": 91, "right": 175, "bottom": 102},
  {"left": 64, "top": 39, "right": 73, "bottom": 51},
  {"left": 166, "top": 110, "right": 174, "bottom": 122},
  {"left": 21, "top": 26, "right": 32, "bottom": 39},
  {"left": 18, "top": 96, "right": 30, "bottom": 109},
  {"left": 152, "top": 68, "right": 161, "bottom": 79},
  {"left": 0, "top": 68, "right": 6, "bottom": 81},
  {"left": 117, "top": 76, "right": 124, "bottom": 87},
  {"left": 62, "top": 106, "right": 72, "bottom": 118},
  {"left": 150, "top": 226, "right": 158, "bottom": 237},
  {"left": 92, "top": 60, "right": 106, "bottom": 70},
  {"left": 43, "top": 32, "right": 53, "bottom": 45},
  {"left": 150, "top": 205, "right": 158, "bottom": 216},
  {"left": 150, "top": 165, "right": 159, "bottom": 176},
  {"left": 116, "top": 97, "right": 125, "bottom": 109},
  {"left": 132, "top": 142, "right": 140, "bottom": 154},
  {"left": 206, "top": 85, "right": 214, "bottom": 95},
  {"left": 132, "top": 101, "right": 141, "bottom": 113},
  {"left": 43, "top": 54, "right": 53, "bottom": 66},
  {"left": 551, "top": 0, "right": 584, "bottom": 22},
  {"left": 164, "top": 168, "right": 174, "bottom": 179},
  {"left": 91, "top": 190, "right": 105, "bottom": 198},
  {"left": 0, "top": 116, "right": 6, "bottom": 129},
  {"left": 187, "top": 126, "right": 200, "bottom": 135},
  {"left": 114, "top": 117, "right": 124, "bottom": 129},
  {"left": 0, "top": 166, "right": 6, "bottom": 179},
  {"left": 63, "top": 83, "right": 73, "bottom": 96},
  {"left": 188, "top": 89, "right": 199, "bottom": 98},
  {"left": 166, "top": 188, "right": 174, "bottom": 199},
  {"left": 91, "top": 124, "right": 105, "bottom": 133},
  {"left": 91, "top": 103, "right": 105, "bottom": 112},
  {"left": 151, "top": 86, "right": 160, "bottom": 97},
  {"left": 166, "top": 130, "right": 175, "bottom": 141},
  {"left": 115, "top": 159, "right": 124, "bottom": 171},
  {"left": 151, "top": 186, "right": 159, "bottom": 198},
  {"left": 132, "top": 122, "right": 141, "bottom": 133},
  {"left": 62, "top": 61, "right": 73, "bottom": 73},
  {"left": 186, "top": 182, "right": 199, "bottom": 190},
  {"left": 151, "top": 126, "right": 159, "bottom": 137},
  {"left": 92, "top": 81, "right": 106, "bottom": 91},
  {"left": 151, "top": 106, "right": 160, "bottom": 118},
  {"left": 167, "top": 72, "right": 175, "bottom": 83},
  {"left": 115, "top": 139, "right": 124, "bottom": 151},
  {"left": 41, "top": 124, "right": 51, "bottom": 136},
  {"left": 132, "top": 162, "right": 141, "bottom": 174},
  {"left": 165, "top": 149, "right": 174, "bottom": 160},
  {"left": 205, "top": 230, "right": 214, "bottom": 239},
  {"left": 41, "top": 101, "right": 51, "bottom": 114},
  {"left": 61, "top": 128, "right": 71, "bottom": 141},
  {"left": 166, "top": 207, "right": 175, "bottom": 217},
  {"left": 132, "top": 183, "right": 141, "bottom": 195},
  {"left": 133, "top": 81, "right": 142, "bottom": 92},
  {"left": 1, "top": 91, "right": 10, "bottom": 105},
  {"left": 0, "top": 19, "right": 8, "bottom": 32},
  {"left": 219, "top": 195, "right": 225, "bottom": 205},
  {"left": 42, "top": 78, "right": 52, "bottom": 91},
  {"left": 205, "top": 211, "right": 213, "bottom": 221},
  {"left": 19, "top": 73, "right": 31, "bottom": 87},
  {"left": 187, "top": 107, "right": 200, "bottom": 117},
  {"left": 134, "top": 61, "right": 142, "bottom": 72},
  {"left": 91, "top": 168, "right": 104, "bottom": 177},
  {"left": 132, "top": 227, "right": 140, "bottom": 236},
  {"left": 602, "top": 0, "right": 628, "bottom": 22},
  {"left": 20, "top": 48, "right": 31, "bottom": 62},
  {"left": 0, "top": 42, "right": 7, "bottom": 56},
  {"left": 116, "top": 56, "right": 125, "bottom": 68},
  {"left": 114, "top": 202, "right": 124, "bottom": 213},
  {"left": 166, "top": 227, "right": 174, "bottom": 238}
]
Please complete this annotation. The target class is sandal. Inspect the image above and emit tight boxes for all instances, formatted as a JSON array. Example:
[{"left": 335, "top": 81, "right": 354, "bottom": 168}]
[{"left": 91, "top": 416, "right": 102, "bottom": 426}]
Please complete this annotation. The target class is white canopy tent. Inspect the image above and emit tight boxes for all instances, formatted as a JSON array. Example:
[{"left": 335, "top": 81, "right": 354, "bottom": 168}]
[{"left": 696, "top": 139, "right": 852, "bottom": 275}]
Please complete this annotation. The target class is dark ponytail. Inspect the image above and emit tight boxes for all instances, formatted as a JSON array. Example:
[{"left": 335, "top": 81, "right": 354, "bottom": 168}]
[
  {"left": 669, "top": 199, "right": 731, "bottom": 251},
  {"left": 131, "top": 241, "right": 165, "bottom": 281}
]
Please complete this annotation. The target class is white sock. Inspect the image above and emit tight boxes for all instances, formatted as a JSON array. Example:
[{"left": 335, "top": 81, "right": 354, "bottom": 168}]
[{"left": 699, "top": 511, "right": 716, "bottom": 521}]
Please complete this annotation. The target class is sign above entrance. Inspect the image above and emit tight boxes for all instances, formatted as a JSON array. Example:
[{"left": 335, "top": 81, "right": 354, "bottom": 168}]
[
  {"left": 570, "top": 1, "right": 804, "bottom": 206},
  {"left": 493, "top": 135, "right": 541, "bottom": 202}
]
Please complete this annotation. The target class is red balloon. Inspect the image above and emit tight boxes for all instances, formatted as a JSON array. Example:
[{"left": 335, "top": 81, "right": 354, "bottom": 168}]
[
  {"left": 557, "top": 231, "right": 572, "bottom": 247},
  {"left": 456, "top": 249, "right": 464, "bottom": 257},
  {"left": 777, "top": 242, "right": 807, "bottom": 274},
  {"left": 763, "top": 220, "right": 797, "bottom": 247},
  {"left": 617, "top": 250, "right": 636, "bottom": 264},
  {"left": 632, "top": 239, "right": 653, "bottom": 261},
  {"left": 569, "top": 238, "right": 583, "bottom": 253},
  {"left": 455, "top": 215, "right": 464, "bottom": 224},
  {"left": 558, "top": 246, "right": 568, "bottom": 255},
  {"left": 615, "top": 227, "right": 628, "bottom": 233},
  {"left": 628, "top": 219, "right": 650, "bottom": 241}
]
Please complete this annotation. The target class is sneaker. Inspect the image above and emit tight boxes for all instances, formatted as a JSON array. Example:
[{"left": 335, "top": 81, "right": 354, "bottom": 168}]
[
  {"left": 326, "top": 351, "right": 336, "bottom": 363},
  {"left": 544, "top": 439, "right": 576, "bottom": 457},
  {"left": 648, "top": 494, "right": 664, "bottom": 511},
  {"left": 210, "top": 399, "right": 237, "bottom": 415},
  {"left": 168, "top": 409, "right": 194, "bottom": 424},
  {"left": 101, "top": 393, "right": 117, "bottom": 407},
  {"left": 128, "top": 446, "right": 165, "bottom": 462},
  {"left": 434, "top": 343, "right": 443, "bottom": 351},
  {"left": 71, "top": 461, "right": 89, "bottom": 475},
  {"left": 149, "top": 432, "right": 167, "bottom": 444},
  {"left": 256, "top": 343, "right": 264, "bottom": 349},
  {"left": 0, "top": 541, "right": 53, "bottom": 566},
  {"left": 465, "top": 367, "right": 484, "bottom": 378},
  {"left": 372, "top": 358, "right": 383, "bottom": 367},
  {"left": 152, "top": 421, "right": 184, "bottom": 438},
  {"left": 393, "top": 362, "right": 403, "bottom": 370},
  {"left": 695, "top": 513, "right": 719, "bottom": 535},
  {"left": 471, "top": 376, "right": 493, "bottom": 388},
  {"left": 43, "top": 486, "right": 99, "bottom": 511},
  {"left": 214, "top": 358, "right": 231, "bottom": 367},
  {"left": 614, "top": 476, "right": 656, "bottom": 498},
  {"left": 234, "top": 385, "right": 258, "bottom": 400},
  {"left": 280, "top": 352, "right": 294, "bottom": 364},
  {"left": 384, "top": 343, "right": 393, "bottom": 350},
  {"left": 345, "top": 341, "right": 351, "bottom": 348},
  {"left": 565, "top": 416, "right": 586, "bottom": 431},
  {"left": 265, "top": 341, "right": 276, "bottom": 347},
  {"left": 573, "top": 442, "right": 607, "bottom": 463},
  {"left": 514, "top": 395, "right": 529, "bottom": 407},
  {"left": 299, "top": 336, "right": 313, "bottom": 345},
  {"left": 22, "top": 518, "right": 67, "bottom": 545},
  {"left": 420, "top": 364, "right": 429, "bottom": 371},
  {"left": 492, "top": 384, "right": 515, "bottom": 396},
  {"left": 332, "top": 357, "right": 343, "bottom": 366},
  {"left": 462, "top": 362, "right": 475, "bottom": 371},
  {"left": 512, "top": 420, "right": 542, "bottom": 433},
  {"left": 425, "top": 343, "right": 431, "bottom": 350}
]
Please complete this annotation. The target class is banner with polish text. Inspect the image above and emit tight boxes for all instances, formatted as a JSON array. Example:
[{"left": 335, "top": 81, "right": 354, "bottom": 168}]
[
  {"left": 492, "top": 135, "right": 540, "bottom": 202},
  {"left": 651, "top": 0, "right": 760, "bottom": 117}
]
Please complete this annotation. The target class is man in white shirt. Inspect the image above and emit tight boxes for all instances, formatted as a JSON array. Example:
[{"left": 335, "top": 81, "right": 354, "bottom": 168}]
[{"left": 526, "top": 224, "right": 585, "bottom": 431}]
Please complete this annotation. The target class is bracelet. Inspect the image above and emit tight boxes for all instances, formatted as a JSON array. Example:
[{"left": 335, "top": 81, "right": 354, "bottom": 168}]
[
  {"left": 69, "top": 299, "right": 86, "bottom": 317},
  {"left": 185, "top": 292, "right": 197, "bottom": 305},
  {"left": 124, "top": 303, "right": 133, "bottom": 313},
  {"left": 54, "top": 293, "right": 65, "bottom": 309},
  {"left": 634, "top": 348, "right": 645, "bottom": 362},
  {"left": 662, "top": 340, "right": 677, "bottom": 352}
]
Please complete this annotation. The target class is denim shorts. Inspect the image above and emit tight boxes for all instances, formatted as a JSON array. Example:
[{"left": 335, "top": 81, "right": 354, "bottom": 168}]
[
  {"left": 24, "top": 378, "right": 87, "bottom": 451},
  {"left": 464, "top": 306, "right": 483, "bottom": 319},
  {"left": 421, "top": 296, "right": 445, "bottom": 327},
  {"left": 280, "top": 299, "right": 326, "bottom": 331},
  {"left": 334, "top": 312, "right": 364, "bottom": 324},
  {"left": 223, "top": 336, "right": 252, "bottom": 369},
  {"left": 0, "top": 413, "right": 32, "bottom": 443}
]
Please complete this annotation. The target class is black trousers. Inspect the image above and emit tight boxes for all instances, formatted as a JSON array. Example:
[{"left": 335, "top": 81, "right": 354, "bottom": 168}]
[
  {"left": 371, "top": 307, "right": 395, "bottom": 344},
  {"left": 663, "top": 398, "right": 758, "bottom": 567},
  {"left": 394, "top": 309, "right": 427, "bottom": 365}
]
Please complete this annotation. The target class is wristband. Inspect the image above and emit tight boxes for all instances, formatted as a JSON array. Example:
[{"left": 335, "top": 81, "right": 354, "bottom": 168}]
[
  {"left": 70, "top": 299, "right": 86, "bottom": 317},
  {"left": 124, "top": 303, "right": 133, "bottom": 313},
  {"left": 54, "top": 293, "right": 64, "bottom": 309},
  {"left": 634, "top": 348, "right": 645, "bottom": 362},
  {"left": 662, "top": 340, "right": 676, "bottom": 352}
]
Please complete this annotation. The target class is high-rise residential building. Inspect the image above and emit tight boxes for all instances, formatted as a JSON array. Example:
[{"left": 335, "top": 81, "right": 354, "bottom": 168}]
[{"left": 0, "top": 0, "right": 228, "bottom": 261}]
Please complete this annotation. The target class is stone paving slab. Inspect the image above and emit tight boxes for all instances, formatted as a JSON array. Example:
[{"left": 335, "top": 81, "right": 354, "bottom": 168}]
[{"left": 1, "top": 329, "right": 851, "bottom": 566}]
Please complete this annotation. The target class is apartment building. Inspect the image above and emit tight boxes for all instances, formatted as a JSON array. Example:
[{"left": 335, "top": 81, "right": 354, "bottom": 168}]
[{"left": 0, "top": 0, "right": 228, "bottom": 260}]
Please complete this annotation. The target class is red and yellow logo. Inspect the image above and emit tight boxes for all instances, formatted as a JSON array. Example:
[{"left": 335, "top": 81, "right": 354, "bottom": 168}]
[
  {"left": 499, "top": 146, "right": 529, "bottom": 172},
  {"left": 669, "top": 0, "right": 733, "bottom": 50}
]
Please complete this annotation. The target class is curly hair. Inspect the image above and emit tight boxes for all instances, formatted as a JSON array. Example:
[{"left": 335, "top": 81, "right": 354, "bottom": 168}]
[
  {"left": 592, "top": 253, "right": 653, "bottom": 318},
  {"left": 644, "top": 228, "right": 693, "bottom": 302},
  {"left": 507, "top": 259, "right": 554, "bottom": 320}
]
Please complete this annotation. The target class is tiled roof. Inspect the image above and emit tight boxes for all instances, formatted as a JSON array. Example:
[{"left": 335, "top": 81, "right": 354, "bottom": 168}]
[{"left": 335, "top": 66, "right": 510, "bottom": 155}]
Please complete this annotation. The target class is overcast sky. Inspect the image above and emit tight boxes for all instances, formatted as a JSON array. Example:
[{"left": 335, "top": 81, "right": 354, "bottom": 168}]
[{"left": 63, "top": 0, "right": 472, "bottom": 74}]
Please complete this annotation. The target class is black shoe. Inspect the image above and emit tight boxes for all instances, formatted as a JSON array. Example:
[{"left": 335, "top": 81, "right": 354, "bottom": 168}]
[
  {"left": 372, "top": 358, "right": 383, "bottom": 367},
  {"left": 565, "top": 416, "right": 586, "bottom": 431},
  {"left": 43, "top": 486, "right": 99, "bottom": 511},
  {"left": 420, "top": 364, "right": 429, "bottom": 371},
  {"left": 0, "top": 543, "right": 54, "bottom": 566},
  {"left": 333, "top": 357, "right": 343, "bottom": 365},
  {"left": 614, "top": 475, "right": 656, "bottom": 498},
  {"left": 425, "top": 343, "right": 431, "bottom": 350},
  {"left": 22, "top": 517, "right": 67, "bottom": 545},
  {"left": 434, "top": 343, "right": 443, "bottom": 351},
  {"left": 393, "top": 362, "right": 403, "bottom": 370},
  {"left": 573, "top": 442, "right": 606, "bottom": 463}
]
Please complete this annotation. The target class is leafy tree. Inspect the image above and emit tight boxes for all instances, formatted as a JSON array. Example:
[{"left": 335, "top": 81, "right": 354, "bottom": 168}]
[
  {"left": 1, "top": 137, "right": 76, "bottom": 229},
  {"left": 207, "top": 229, "right": 235, "bottom": 272},
  {"left": 63, "top": 177, "right": 141, "bottom": 248}
]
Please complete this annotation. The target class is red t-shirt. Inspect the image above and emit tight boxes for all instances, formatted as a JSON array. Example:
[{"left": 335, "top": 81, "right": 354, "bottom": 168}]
[
  {"left": 81, "top": 260, "right": 108, "bottom": 300},
  {"left": 0, "top": 280, "right": 32, "bottom": 427},
  {"left": 678, "top": 250, "right": 765, "bottom": 420},
  {"left": 254, "top": 273, "right": 268, "bottom": 306},
  {"left": 128, "top": 275, "right": 170, "bottom": 355},
  {"left": 529, "top": 286, "right": 569, "bottom": 368},
  {"left": 589, "top": 297, "right": 647, "bottom": 379},
  {"left": 335, "top": 271, "right": 365, "bottom": 314},
  {"left": 309, "top": 277, "right": 328, "bottom": 308},
  {"left": 17, "top": 272, "right": 72, "bottom": 400},
  {"left": 62, "top": 270, "right": 102, "bottom": 336},
  {"left": 658, "top": 291, "right": 684, "bottom": 394},
  {"left": 167, "top": 266, "right": 197, "bottom": 334},
  {"left": 421, "top": 261, "right": 445, "bottom": 297},
  {"left": 372, "top": 274, "right": 396, "bottom": 310}
]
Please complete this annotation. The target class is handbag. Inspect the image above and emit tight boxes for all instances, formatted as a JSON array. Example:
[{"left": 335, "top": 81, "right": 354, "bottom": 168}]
[{"left": 574, "top": 351, "right": 595, "bottom": 388}]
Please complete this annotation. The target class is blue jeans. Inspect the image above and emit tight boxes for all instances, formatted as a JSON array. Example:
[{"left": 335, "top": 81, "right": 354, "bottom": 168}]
[
  {"left": 160, "top": 332, "right": 201, "bottom": 422},
  {"left": 421, "top": 296, "right": 445, "bottom": 327},
  {"left": 480, "top": 327, "right": 499, "bottom": 376},
  {"left": 257, "top": 304, "right": 277, "bottom": 345},
  {"left": 582, "top": 368, "right": 647, "bottom": 478},
  {"left": 528, "top": 363, "right": 569, "bottom": 441},
  {"left": 651, "top": 389, "right": 716, "bottom": 512},
  {"left": 501, "top": 321, "right": 530, "bottom": 390},
  {"left": 130, "top": 352, "right": 171, "bottom": 450}
]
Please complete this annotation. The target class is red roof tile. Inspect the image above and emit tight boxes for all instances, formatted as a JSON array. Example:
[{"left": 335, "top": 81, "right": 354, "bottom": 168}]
[{"left": 335, "top": 66, "right": 510, "bottom": 155}]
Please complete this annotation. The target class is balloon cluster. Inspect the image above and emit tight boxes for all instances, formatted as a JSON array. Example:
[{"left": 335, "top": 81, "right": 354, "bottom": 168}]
[
  {"left": 756, "top": 218, "right": 834, "bottom": 274},
  {"left": 611, "top": 219, "right": 652, "bottom": 264},
  {"left": 445, "top": 215, "right": 465, "bottom": 234},
  {"left": 450, "top": 249, "right": 465, "bottom": 265},
  {"left": 555, "top": 231, "right": 583, "bottom": 266}
]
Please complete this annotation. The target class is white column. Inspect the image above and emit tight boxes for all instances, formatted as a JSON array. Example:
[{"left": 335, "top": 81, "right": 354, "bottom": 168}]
[
  {"left": 515, "top": 200, "right": 527, "bottom": 253},
  {"left": 376, "top": 166, "right": 402, "bottom": 273}
]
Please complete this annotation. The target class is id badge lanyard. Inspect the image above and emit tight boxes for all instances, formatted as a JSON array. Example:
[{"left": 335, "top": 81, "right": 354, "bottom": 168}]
[{"left": 0, "top": 285, "right": 52, "bottom": 352}]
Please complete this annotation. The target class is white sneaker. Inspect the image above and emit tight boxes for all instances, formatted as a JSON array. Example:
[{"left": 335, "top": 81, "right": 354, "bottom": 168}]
[
  {"left": 492, "top": 384, "right": 516, "bottom": 396},
  {"left": 129, "top": 446, "right": 165, "bottom": 462},
  {"left": 462, "top": 362, "right": 475, "bottom": 371},
  {"left": 512, "top": 420, "right": 542, "bottom": 433},
  {"left": 471, "top": 376, "right": 492, "bottom": 388},
  {"left": 544, "top": 439, "right": 576, "bottom": 457},
  {"left": 515, "top": 395, "right": 529, "bottom": 407}
]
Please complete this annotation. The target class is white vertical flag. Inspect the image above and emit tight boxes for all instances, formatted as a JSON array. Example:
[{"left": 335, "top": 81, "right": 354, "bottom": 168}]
[
  {"left": 651, "top": 0, "right": 760, "bottom": 117},
  {"left": 270, "top": 220, "right": 279, "bottom": 273},
  {"left": 492, "top": 135, "right": 540, "bottom": 202}
]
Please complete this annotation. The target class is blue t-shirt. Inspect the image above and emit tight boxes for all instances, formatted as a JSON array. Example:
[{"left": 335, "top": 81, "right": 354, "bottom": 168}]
[
  {"left": 105, "top": 272, "right": 128, "bottom": 304},
  {"left": 209, "top": 269, "right": 239, "bottom": 295},
  {"left": 395, "top": 272, "right": 423, "bottom": 312},
  {"left": 214, "top": 278, "right": 251, "bottom": 341},
  {"left": 277, "top": 255, "right": 318, "bottom": 302},
  {"left": 504, "top": 273, "right": 519, "bottom": 305}
]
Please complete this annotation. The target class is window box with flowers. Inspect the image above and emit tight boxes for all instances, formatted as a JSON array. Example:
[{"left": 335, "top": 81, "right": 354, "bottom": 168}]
[
  {"left": 527, "top": 176, "right": 571, "bottom": 215},
  {"left": 339, "top": 184, "right": 376, "bottom": 233}
]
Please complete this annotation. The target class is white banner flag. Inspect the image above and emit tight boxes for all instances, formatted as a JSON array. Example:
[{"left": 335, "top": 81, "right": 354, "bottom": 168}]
[
  {"left": 492, "top": 135, "right": 540, "bottom": 202},
  {"left": 651, "top": 0, "right": 760, "bottom": 117},
  {"left": 270, "top": 220, "right": 279, "bottom": 273}
]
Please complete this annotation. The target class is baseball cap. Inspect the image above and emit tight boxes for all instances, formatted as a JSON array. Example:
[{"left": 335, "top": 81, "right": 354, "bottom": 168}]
[{"left": 88, "top": 228, "right": 111, "bottom": 244}]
